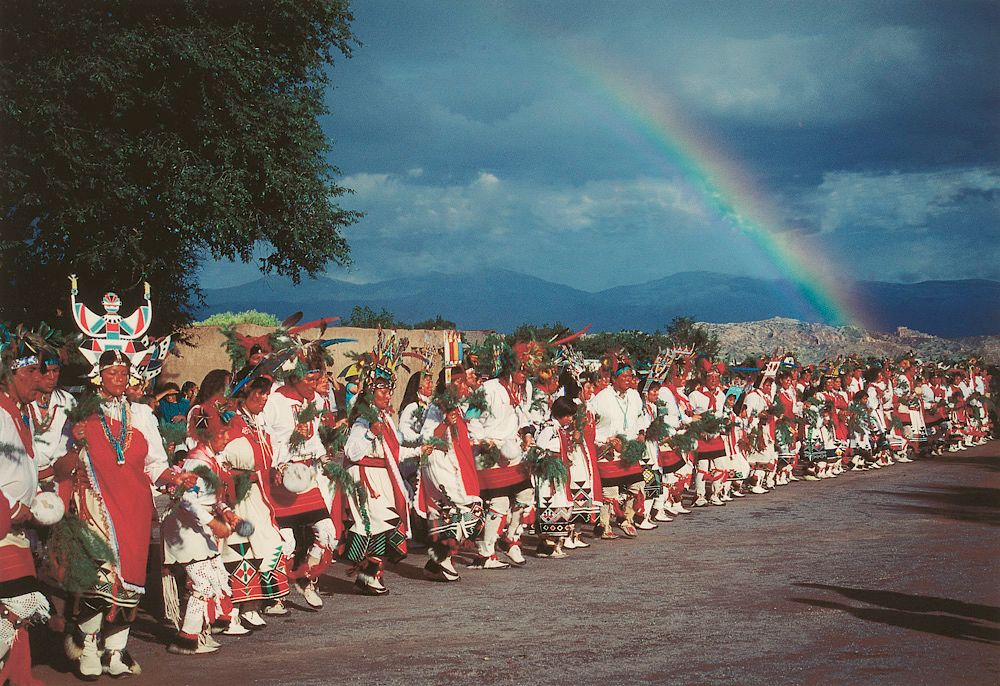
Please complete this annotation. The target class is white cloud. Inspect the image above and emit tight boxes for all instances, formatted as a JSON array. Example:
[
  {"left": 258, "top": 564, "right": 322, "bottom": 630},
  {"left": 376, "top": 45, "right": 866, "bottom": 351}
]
[
  {"left": 335, "top": 170, "right": 786, "bottom": 289},
  {"left": 342, "top": 171, "right": 709, "bottom": 239},
  {"left": 804, "top": 167, "right": 1000, "bottom": 233},
  {"left": 796, "top": 166, "right": 1000, "bottom": 281}
]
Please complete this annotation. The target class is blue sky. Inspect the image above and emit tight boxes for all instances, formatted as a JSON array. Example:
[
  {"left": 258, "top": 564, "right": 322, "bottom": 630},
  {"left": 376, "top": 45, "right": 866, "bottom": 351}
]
[{"left": 201, "top": 0, "right": 999, "bottom": 292}]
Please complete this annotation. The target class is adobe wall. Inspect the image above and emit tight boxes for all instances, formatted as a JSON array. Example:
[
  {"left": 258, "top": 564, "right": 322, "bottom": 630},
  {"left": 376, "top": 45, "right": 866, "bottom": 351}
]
[{"left": 160, "top": 325, "right": 489, "bottom": 408}]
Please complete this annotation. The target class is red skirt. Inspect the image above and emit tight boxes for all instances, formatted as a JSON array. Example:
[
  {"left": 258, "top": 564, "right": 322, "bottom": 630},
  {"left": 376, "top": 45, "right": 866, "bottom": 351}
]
[
  {"left": 477, "top": 464, "right": 531, "bottom": 499},
  {"left": 695, "top": 436, "right": 726, "bottom": 460},
  {"left": 597, "top": 459, "right": 643, "bottom": 488}
]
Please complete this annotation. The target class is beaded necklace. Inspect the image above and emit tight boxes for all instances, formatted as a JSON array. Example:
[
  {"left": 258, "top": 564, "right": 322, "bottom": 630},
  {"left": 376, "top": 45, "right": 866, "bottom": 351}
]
[
  {"left": 240, "top": 408, "right": 273, "bottom": 463},
  {"left": 29, "top": 394, "right": 56, "bottom": 434},
  {"left": 611, "top": 388, "right": 631, "bottom": 431},
  {"left": 100, "top": 398, "right": 132, "bottom": 465}
]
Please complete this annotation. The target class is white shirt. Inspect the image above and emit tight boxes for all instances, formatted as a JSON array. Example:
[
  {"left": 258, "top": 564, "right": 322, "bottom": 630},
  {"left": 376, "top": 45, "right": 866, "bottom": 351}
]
[
  {"left": 466, "top": 377, "right": 533, "bottom": 443},
  {"left": 588, "top": 385, "right": 647, "bottom": 442},
  {"left": 29, "top": 388, "right": 76, "bottom": 471},
  {"left": 0, "top": 395, "right": 38, "bottom": 510},
  {"left": 262, "top": 385, "right": 325, "bottom": 466}
]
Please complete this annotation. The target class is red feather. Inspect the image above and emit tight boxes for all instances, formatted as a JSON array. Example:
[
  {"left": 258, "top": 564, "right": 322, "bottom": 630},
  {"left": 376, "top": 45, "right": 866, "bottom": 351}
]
[
  {"left": 288, "top": 316, "right": 340, "bottom": 335},
  {"left": 550, "top": 324, "right": 591, "bottom": 347}
]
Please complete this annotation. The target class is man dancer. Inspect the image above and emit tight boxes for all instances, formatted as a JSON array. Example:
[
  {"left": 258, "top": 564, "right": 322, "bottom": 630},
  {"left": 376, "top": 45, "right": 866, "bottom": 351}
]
[
  {"left": 467, "top": 344, "right": 534, "bottom": 567},
  {"left": 589, "top": 362, "right": 648, "bottom": 538}
]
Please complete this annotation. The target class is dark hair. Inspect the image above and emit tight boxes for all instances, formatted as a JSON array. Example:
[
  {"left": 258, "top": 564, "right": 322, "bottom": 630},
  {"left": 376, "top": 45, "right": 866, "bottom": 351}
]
[
  {"left": 160, "top": 382, "right": 180, "bottom": 394},
  {"left": 181, "top": 381, "right": 197, "bottom": 395},
  {"left": 194, "top": 369, "right": 231, "bottom": 405},
  {"left": 434, "top": 365, "right": 465, "bottom": 395},
  {"left": 551, "top": 396, "right": 577, "bottom": 419},
  {"left": 239, "top": 376, "right": 273, "bottom": 398},
  {"left": 559, "top": 369, "right": 581, "bottom": 400},
  {"left": 400, "top": 371, "right": 430, "bottom": 413}
]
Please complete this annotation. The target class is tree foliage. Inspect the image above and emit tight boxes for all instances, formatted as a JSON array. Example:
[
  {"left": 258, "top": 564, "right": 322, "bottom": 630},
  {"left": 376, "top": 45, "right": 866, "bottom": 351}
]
[
  {"left": 0, "top": 0, "right": 362, "bottom": 332},
  {"left": 194, "top": 310, "right": 281, "bottom": 328},
  {"left": 507, "top": 322, "right": 572, "bottom": 344},
  {"left": 576, "top": 330, "right": 665, "bottom": 366},
  {"left": 412, "top": 314, "right": 457, "bottom": 331},
  {"left": 343, "top": 305, "right": 406, "bottom": 330},
  {"left": 663, "top": 316, "right": 720, "bottom": 359},
  {"left": 504, "top": 316, "right": 720, "bottom": 366}
]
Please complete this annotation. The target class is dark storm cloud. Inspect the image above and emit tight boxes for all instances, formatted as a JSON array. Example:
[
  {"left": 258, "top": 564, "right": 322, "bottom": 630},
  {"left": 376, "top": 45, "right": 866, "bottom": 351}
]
[{"left": 205, "top": 1, "right": 999, "bottom": 289}]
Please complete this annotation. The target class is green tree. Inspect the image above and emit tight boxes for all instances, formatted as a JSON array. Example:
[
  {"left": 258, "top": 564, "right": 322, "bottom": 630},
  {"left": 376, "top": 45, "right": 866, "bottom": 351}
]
[
  {"left": 344, "top": 306, "right": 406, "bottom": 329},
  {"left": 576, "top": 330, "right": 667, "bottom": 366},
  {"left": 664, "top": 316, "right": 721, "bottom": 359},
  {"left": 412, "top": 314, "right": 457, "bottom": 330},
  {"left": 0, "top": 0, "right": 361, "bottom": 332},
  {"left": 507, "top": 322, "right": 572, "bottom": 344}
]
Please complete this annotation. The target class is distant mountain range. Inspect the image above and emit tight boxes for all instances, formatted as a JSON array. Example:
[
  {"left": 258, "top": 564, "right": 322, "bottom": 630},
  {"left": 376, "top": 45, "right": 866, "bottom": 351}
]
[{"left": 200, "top": 269, "right": 1000, "bottom": 338}]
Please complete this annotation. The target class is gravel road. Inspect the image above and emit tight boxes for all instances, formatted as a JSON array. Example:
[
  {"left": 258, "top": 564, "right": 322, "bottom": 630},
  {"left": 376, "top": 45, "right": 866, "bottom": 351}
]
[{"left": 32, "top": 442, "right": 1000, "bottom": 685}]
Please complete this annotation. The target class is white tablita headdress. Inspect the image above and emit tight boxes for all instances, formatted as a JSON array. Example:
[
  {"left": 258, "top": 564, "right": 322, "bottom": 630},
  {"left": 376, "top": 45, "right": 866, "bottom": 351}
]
[{"left": 69, "top": 274, "right": 163, "bottom": 378}]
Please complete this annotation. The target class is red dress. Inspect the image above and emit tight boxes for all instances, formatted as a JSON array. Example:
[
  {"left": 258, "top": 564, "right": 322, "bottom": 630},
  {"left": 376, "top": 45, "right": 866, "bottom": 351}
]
[{"left": 76, "top": 411, "right": 155, "bottom": 600}]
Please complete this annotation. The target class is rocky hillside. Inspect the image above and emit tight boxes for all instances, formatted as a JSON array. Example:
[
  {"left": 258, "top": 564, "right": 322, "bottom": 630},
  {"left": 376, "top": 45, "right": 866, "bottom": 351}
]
[{"left": 701, "top": 318, "right": 1000, "bottom": 365}]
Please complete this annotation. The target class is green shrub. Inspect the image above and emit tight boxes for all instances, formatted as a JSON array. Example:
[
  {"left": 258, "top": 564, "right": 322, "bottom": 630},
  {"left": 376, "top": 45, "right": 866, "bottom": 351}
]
[{"left": 194, "top": 310, "right": 280, "bottom": 327}]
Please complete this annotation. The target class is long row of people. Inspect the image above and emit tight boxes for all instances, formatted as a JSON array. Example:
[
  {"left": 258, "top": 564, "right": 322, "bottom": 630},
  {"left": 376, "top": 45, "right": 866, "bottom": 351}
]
[{"left": 0, "top": 315, "right": 994, "bottom": 683}]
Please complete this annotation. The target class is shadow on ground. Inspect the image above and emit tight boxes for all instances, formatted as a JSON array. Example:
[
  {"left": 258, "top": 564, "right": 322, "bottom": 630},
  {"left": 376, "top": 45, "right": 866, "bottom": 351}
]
[
  {"left": 866, "top": 485, "right": 1000, "bottom": 526},
  {"left": 791, "top": 583, "right": 1000, "bottom": 645},
  {"left": 937, "top": 452, "right": 1000, "bottom": 473}
]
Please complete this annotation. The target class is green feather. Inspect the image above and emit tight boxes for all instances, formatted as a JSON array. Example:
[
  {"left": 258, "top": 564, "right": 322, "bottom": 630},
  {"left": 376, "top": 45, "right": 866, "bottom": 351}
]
[
  {"left": 524, "top": 446, "right": 568, "bottom": 485},
  {"left": 65, "top": 391, "right": 102, "bottom": 424},
  {"left": 231, "top": 471, "right": 254, "bottom": 505},
  {"left": 46, "top": 513, "right": 115, "bottom": 594},
  {"left": 322, "top": 461, "right": 366, "bottom": 505},
  {"left": 476, "top": 442, "right": 503, "bottom": 469},
  {"left": 190, "top": 465, "right": 220, "bottom": 495},
  {"left": 465, "top": 387, "right": 488, "bottom": 415},
  {"left": 617, "top": 435, "right": 646, "bottom": 465}
]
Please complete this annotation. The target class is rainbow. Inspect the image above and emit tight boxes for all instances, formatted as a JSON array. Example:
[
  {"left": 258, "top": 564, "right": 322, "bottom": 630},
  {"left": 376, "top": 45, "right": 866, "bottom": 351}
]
[{"left": 559, "top": 46, "right": 868, "bottom": 328}]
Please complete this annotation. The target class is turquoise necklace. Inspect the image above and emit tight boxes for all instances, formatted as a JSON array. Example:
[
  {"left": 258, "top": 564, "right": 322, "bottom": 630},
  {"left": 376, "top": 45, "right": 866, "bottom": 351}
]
[{"left": 99, "top": 400, "right": 131, "bottom": 465}]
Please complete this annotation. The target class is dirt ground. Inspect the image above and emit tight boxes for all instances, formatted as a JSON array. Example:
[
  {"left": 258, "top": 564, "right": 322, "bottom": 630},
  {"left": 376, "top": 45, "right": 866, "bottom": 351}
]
[{"left": 31, "top": 443, "right": 1000, "bottom": 686}]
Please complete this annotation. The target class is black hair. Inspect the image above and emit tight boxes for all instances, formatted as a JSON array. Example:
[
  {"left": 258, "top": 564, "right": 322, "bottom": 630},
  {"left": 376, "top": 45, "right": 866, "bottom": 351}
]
[
  {"left": 559, "top": 368, "right": 581, "bottom": 400},
  {"left": 401, "top": 370, "right": 430, "bottom": 412},
  {"left": 243, "top": 376, "right": 273, "bottom": 396},
  {"left": 194, "top": 369, "right": 231, "bottom": 405},
  {"left": 551, "top": 395, "right": 577, "bottom": 419},
  {"left": 434, "top": 365, "right": 465, "bottom": 395}
]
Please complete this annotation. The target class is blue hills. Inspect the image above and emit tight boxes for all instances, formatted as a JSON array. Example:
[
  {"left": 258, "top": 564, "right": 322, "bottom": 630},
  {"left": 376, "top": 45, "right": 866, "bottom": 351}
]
[{"left": 200, "top": 269, "right": 1000, "bottom": 338}]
